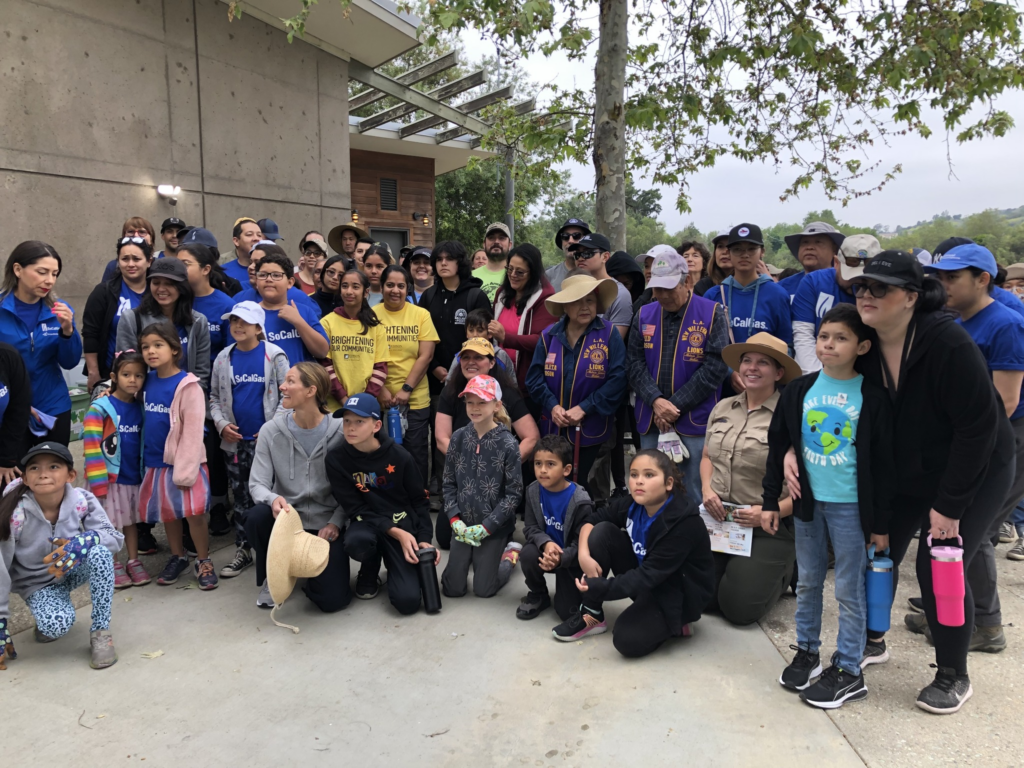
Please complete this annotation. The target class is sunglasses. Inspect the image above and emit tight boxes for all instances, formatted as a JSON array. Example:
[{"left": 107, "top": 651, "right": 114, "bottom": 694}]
[
  {"left": 841, "top": 256, "right": 868, "bottom": 268},
  {"left": 561, "top": 231, "right": 585, "bottom": 243},
  {"left": 853, "top": 282, "right": 898, "bottom": 299},
  {"left": 506, "top": 267, "right": 529, "bottom": 278},
  {"left": 573, "top": 250, "right": 600, "bottom": 261},
  {"left": 119, "top": 236, "right": 147, "bottom": 246}
]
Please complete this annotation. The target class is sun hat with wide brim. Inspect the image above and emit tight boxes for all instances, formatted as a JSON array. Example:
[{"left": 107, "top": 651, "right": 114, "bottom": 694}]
[
  {"left": 722, "top": 332, "right": 802, "bottom": 385},
  {"left": 266, "top": 504, "right": 330, "bottom": 633},
  {"left": 544, "top": 274, "right": 618, "bottom": 317},
  {"left": 327, "top": 221, "right": 370, "bottom": 253}
]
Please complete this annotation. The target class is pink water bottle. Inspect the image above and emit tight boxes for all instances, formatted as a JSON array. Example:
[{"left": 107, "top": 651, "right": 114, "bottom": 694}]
[{"left": 928, "top": 535, "right": 965, "bottom": 627}]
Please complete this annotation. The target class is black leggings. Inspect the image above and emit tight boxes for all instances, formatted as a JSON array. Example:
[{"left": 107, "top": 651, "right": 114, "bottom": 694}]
[
  {"left": 883, "top": 435, "right": 1014, "bottom": 675},
  {"left": 583, "top": 521, "right": 675, "bottom": 658},
  {"left": 345, "top": 521, "right": 422, "bottom": 615},
  {"left": 31, "top": 410, "right": 71, "bottom": 447},
  {"left": 203, "top": 421, "right": 229, "bottom": 499}
]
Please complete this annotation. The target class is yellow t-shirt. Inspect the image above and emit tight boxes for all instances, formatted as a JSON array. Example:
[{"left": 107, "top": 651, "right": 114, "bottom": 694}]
[
  {"left": 373, "top": 302, "right": 440, "bottom": 411},
  {"left": 321, "top": 311, "right": 391, "bottom": 412}
]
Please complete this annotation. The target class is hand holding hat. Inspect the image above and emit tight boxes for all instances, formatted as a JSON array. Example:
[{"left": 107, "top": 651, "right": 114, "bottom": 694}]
[{"left": 266, "top": 503, "right": 331, "bottom": 633}]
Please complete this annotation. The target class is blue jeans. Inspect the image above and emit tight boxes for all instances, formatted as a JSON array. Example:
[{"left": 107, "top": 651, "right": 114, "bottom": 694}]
[
  {"left": 794, "top": 501, "right": 867, "bottom": 676},
  {"left": 1012, "top": 498, "right": 1024, "bottom": 536},
  {"left": 639, "top": 431, "right": 704, "bottom": 506}
]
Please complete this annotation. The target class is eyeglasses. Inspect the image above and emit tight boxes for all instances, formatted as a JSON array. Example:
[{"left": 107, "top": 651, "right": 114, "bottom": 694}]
[
  {"left": 561, "top": 231, "right": 585, "bottom": 243},
  {"left": 573, "top": 250, "right": 600, "bottom": 261},
  {"left": 853, "top": 282, "right": 897, "bottom": 299},
  {"left": 303, "top": 248, "right": 324, "bottom": 258},
  {"left": 124, "top": 229, "right": 148, "bottom": 237},
  {"left": 506, "top": 267, "right": 529, "bottom": 278},
  {"left": 119, "top": 236, "right": 147, "bottom": 246},
  {"left": 256, "top": 271, "right": 288, "bottom": 282}
]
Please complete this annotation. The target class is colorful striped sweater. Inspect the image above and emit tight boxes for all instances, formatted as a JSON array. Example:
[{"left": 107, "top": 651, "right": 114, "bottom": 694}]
[{"left": 82, "top": 397, "right": 122, "bottom": 498}]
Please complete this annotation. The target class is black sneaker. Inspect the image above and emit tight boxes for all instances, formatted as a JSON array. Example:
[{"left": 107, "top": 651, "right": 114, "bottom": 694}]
[
  {"left": 916, "top": 666, "right": 972, "bottom": 714},
  {"left": 355, "top": 568, "right": 382, "bottom": 599},
  {"left": 156, "top": 555, "right": 190, "bottom": 585},
  {"left": 800, "top": 660, "right": 867, "bottom": 709},
  {"left": 137, "top": 527, "right": 158, "bottom": 556},
  {"left": 516, "top": 591, "right": 552, "bottom": 620},
  {"left": 779, "top": 645, "right": 822, "bottom": 691},
  {"left": 610, "top": 487, "right": 631, "bottom": 500},
  {"left": 552, "top": 606, "right": 607, "bottom": 641},
  {"left": 219, "top": 548, "right": 253, "bottom": 578},
  {"left": 862, "top": 638, "right": 889, "bottom": 667},
  {"left": 907, "top": 596, "right": 924, "bottom": 613},
  {"left": 208, "top": 504, "right": 233, "bottom": 537}
]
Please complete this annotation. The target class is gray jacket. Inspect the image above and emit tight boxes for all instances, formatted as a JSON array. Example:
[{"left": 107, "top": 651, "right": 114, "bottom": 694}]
[
  {"left": 0, "top": 484, "right": 123, "bottom": 621},
  {"left": 249, "top": 412, "right": 346, "bottom": 531},
  {"left": 442, "top": 423, "right": 523, "bottom": 535},
  {"left": 209, "top": 341, "right": 290, "bottom": 453},
  {"left": 522, "top": 481, "right": 593, "bottom": 569},
  {"left": 115, "top": 308, "right": 211, "bottom": 389}
]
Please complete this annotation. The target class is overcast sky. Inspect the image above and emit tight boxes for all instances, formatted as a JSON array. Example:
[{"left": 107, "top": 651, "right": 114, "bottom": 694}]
[{"left": 461, "top": 32, "right": 1024, "bottom": 233}]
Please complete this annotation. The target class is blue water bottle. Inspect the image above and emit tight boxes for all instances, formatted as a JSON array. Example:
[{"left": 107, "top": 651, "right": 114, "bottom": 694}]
[
  {"left": 865, "top": 545, "right": 894, "bottom": 633},
  {"left": 387, "top": 406, "right": 403, "bottom": 444}
]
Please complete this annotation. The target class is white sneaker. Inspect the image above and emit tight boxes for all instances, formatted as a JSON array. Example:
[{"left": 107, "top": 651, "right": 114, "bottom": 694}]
[
  {"left": 257, "top": 580, "right": 274, "bottom": 609},
  {"left": 998, "top": 521, "right": 1018, "bottom": 544},
  {"left": 220, "top": 548, "right": 254, "bottom": 578}
]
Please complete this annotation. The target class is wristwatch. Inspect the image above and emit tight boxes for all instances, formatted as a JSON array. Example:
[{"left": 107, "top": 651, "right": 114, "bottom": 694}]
[{"left": 401, "top": 383, "right": 414, "bottom": 393}]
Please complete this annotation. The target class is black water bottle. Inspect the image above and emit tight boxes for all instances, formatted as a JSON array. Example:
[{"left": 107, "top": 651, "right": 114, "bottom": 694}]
[{"left": 417, "top": 546, "right": 442, "bottom": 614}]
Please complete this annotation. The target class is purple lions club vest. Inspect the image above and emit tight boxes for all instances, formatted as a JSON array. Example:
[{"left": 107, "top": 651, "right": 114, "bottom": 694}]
[
  {"left": 635, "top": 296, "right": 720, "bottom": 437},
  {"left": 540, "top": 321, "right": 615, "bottom": 447}
]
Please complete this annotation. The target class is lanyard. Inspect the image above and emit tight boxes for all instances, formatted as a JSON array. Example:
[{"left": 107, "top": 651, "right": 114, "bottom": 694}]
[
  {"left": 725, "top": 280, "right": 762, "bottom": 341},
  {"left": 878, "top": 318, "right": 917, "bottom": 403}
]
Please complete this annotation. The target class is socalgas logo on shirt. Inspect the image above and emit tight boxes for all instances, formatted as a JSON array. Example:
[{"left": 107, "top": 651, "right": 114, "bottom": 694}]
[
  {"left": 543, "top": 514, "right": 564, "bottom": 532},
  {"left": 730, "top": 316, "right": 768, "bottom": 331},
  {"left": 0, "top": 384, "right": 7, "bottom": 399},
  {"left": 624, "top": 517, "right": 646, "bottom": 559},
  {"left": 119, "top": 423, "right": 140, "bottom": 434},
  {"left": 233, "top": 373, "right": 265, "bottom": 385},
  {"left": 144, "top": 401, "right": 171, "bottom": 415},
  {"left": 267, "top": 328, "right": 299, "bottom": 343}
]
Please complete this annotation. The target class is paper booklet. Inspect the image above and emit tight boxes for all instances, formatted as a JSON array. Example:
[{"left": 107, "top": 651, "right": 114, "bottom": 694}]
[{"left": 698, "top": 502, "right": 754, "bottom": 557}]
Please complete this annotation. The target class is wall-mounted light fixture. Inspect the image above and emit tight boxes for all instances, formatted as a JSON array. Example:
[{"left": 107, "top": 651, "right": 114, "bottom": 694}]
[
  {"left": 157, "top": 184, "right": 181, "bottom": 206},
  {"left": 351, "top": 209, "right": 360, "bottom": 224},
  {"left": 413, "top": 211, "right": 431, "bottom": 227}
]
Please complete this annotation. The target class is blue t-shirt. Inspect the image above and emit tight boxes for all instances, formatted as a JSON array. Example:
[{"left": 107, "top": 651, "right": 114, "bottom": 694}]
[
  {"left": 222, "top": 259, "right": 250, "bottom": 285},
  {"left": 13, "top": 296, "right": 42, "bottom": 334},
  {"left": 143, "top": 369, "right": 186, "bottom": 468},
  {"left": 791, "top": 268, "right": 856, "bottom": 335},
  {"left": 262, "top": 304, "right": 328, "bottom": 365},
  {"left": 626, "top": 495, "right": 671, "bottom": 564},
  {"left": 107, "top": 282, "right": 145, "bottom": 370},
  {"left": 704, "top": 276, "right": 793, "bottom": 344},
  {"left": 110, "top": 396, "right": 143, "bottom": 485},
  {"left": 234, "top": 286, "right": 317, "bottom": 313},
  {"left": 192, "top": 290, "right": 236, "bottom": 364},
  {"left": 175, "top": 325, "right": 189, "bottom": 363},
  {"left": 539, "top": 482, "right": 576, "bottom": 548},
  {"left": 0, "top": 381, "right": 9, "bottom": 426},
  {"left": 959, "top": 300, "right": 1024, "bottom": 421},
  {"left": 801, "top": 372, "right": 863, "bottom": 503},
  {"left": 992, "top": 286, "right": 1024, "bottom": 319},
  {"left": 231, "top": 342, "right": 268, "bottom": 439},
  {"left": 778, "top": 271, "right": 807, "bottom": 302}
]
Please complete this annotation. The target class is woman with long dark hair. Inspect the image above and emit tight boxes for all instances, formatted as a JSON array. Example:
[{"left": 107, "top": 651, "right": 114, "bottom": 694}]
[
  {"left": 489, "top": 243, "right": 556, "bottom": 391},
  {"left": 312, "top": 255, "right": 346, "bottom": 318},
  {"left": 0, "top": 241, "right": 83, "bottom": 445},
  {"left": 693, "top": 231, "right": 732, "bottom": 297},
  {"left": 363, "top": 245, "right": 393, "bottom": 308},
  {"left": 176, "top": 243, "right": 236, "bottom": 366},
  {"left": 0, "top": 344, "right": 31, "bottom": 488}
]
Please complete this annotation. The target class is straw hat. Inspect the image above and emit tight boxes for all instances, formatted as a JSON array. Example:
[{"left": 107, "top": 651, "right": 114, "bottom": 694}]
[
  {"left": 544, "top": 274, "right": 618, "bottom": 317},
  {"left": 721, "top": 332, "right": 802, "bottom": 385},
  {"left": 266, "top": 504, "right": 330, "bottom": 633},
  {"left": 327, "top": 221, "right": 370, "bottom": 253}
]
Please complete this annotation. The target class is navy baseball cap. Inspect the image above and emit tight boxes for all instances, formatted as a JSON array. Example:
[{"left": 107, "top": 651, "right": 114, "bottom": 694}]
[
  {"left": 333, "top": 392, "right": 381, "bottom": 420},
  {"left": 257, "top": 218, "right": 282, "bottom": 241},
  {"left": 161, "top": 217, "right": 186, "bottom": 233},
  {"left": 181, "top": 227, "right": 218, "bottom": 250},
  {"left": 21, "top": 442, "right": 75, "bottom": 469},
  {"left": 925, "top": 243, "right": 998, "bottom": 277},
  {"left": 568, "top": 232, "right": 612, "bottom": 254}
]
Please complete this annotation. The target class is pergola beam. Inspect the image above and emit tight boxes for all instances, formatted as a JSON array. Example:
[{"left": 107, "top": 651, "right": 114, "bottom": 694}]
[
  {"left": 352, "top": 63, "right": 490, "bottom": 133},
  {"left": 400, "top": 85, "right": 515, "bottom": 139},
  {"left": 349, "top": 51, "right": 460, "bottom": 111},
  {"left": 469, "top": 116, "right": 571, "bottom": 149},
  {"left": 435, "top": 97, "right": 537, "bottom": 143}
]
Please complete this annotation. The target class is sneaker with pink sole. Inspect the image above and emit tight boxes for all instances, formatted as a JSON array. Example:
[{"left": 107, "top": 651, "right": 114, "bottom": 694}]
[
  {"left": 126, "top": 559, "right": 151, "bottom": 586},
  {"left": 113, "top": 560, "right": 132, "bottom": 590}
]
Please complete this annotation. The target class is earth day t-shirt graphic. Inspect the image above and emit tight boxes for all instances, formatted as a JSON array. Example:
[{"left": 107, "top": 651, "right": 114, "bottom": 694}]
[{"left": 801, "top": 372, "right": 863, "bottom": 503}]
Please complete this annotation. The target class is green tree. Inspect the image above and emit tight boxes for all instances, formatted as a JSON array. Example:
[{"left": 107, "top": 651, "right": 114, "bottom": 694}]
[{"left": 626, "top": 180, "right": 662, "bottom": 220}]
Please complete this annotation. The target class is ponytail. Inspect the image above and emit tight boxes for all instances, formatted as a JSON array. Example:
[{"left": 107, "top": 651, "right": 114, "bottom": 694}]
[
  {"left": 915, "top": 276, "right": 947, "bottom": 315},
  {"left": 178, "top": 242, "right": 231, "bottom": 294},
  {"left": 0, "top": 482, "right": 31, "bottom": 541},
  {"left": 631, "top": 449, "right": 684, "bottom": 494},
  {"left": 495, "top": 401, "right": 512, "bottom": 429}
]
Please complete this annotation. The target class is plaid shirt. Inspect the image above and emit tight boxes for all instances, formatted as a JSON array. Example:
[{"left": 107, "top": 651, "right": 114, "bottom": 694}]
[{"left": 627, "top": 299, "right": 729, "bottom": 414}]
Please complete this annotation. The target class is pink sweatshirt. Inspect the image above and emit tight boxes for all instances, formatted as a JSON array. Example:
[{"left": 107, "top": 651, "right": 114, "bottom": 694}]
[{"left": 162, "top": 372, "right": 208, "bottom": 488}]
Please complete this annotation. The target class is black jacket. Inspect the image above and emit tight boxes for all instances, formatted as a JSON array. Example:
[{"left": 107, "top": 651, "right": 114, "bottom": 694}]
[
  {"left": 82, "top": 275, "right": 132, "bottom": 380},
  {"left": 311, "top": 289, "right": 340, "bottom": 320},
  {"left": 0, "top": 343, "right": 31, "bottom": 469},
  {"left": 584, "top": 492, "right": 715, "bottom": 633},
  {"left": 418, "top": 277, "right": 489, "bottom": 395},
  {"left": 326, "top": 435, "right": 432, "bottom": 543},
  {"left": 762, "top": 372, "right": 895, "bottom": 539},
  {"left": 858, "top": 311, "right": 1006, "bottom": 520}
]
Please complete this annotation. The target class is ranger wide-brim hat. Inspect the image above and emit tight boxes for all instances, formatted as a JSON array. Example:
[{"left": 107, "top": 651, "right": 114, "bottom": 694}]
[
  {"left": 544, "top": 274, "right": 618, "bottom": 317},
  {"left": 722, "top": 332, "right": 802, "bottom": 385},
  {"left": 266, "top": 504, "right": 330, "bottom": 633},
  {"left": 784, "top": 221, "right": 846, "bottom": 258},
  {"left": 328, "top": 221, "right": 370, "bottom": 253}
]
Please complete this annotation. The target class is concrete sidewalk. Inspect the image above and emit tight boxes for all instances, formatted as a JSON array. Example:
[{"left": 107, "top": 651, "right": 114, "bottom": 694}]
[{"left": 5, "top": 542, "right": 863, "bottom": 767}]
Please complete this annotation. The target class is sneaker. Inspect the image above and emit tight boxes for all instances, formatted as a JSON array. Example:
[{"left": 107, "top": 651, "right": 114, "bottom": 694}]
[
  {"left": 125, "top": 559, "right": 151, "bottom": 586},
  {"left": 501, "top": 541, "right": 523, "bottom": 568},
  {"left": 156, "top": 555, "right": 190, "bottom": 585},
  {"left": 916, "top": 666, "right": 972, "bottom": 714},
  {"left": 34, "top": 628, "right": 57, "bottom": 643},
  {"left": 905, "top": 612, "right": 929, "bottom": 635},
  {"left": 552, "top": 606, "right": 607, "bottom": 641},
  {"left": 355, "top": 568, "right": 382, "bottom": 600},
  {"left": 998, "top": 521, "right": 1018, "bottom": 544},
  {"left": 907, "top": 596, "right": 924, "bottom": 613},
  {"left": 257, "top": 580, "right": 274, "bottom": 609},
  {"left": 610, "top": 487, "right": 631, "bottom": 500},
  {"left": 219, "top": 548, "right": 253, "bottom": 578},
  {"left": 969, "top": 625, "right": 1006, "bottom": 653},
  {"left": 1008, "top": 537, "right": 1024, "bottom": 561},
  {"left": 195, "top": 558, "right": 219, "bottom": 590},
  {"left": 779, "top": 645, "right": 822, "bottom": 691},
  {"left": 137, "top": 528, "right": 158, "bottom": 556},
  {"left": 208, "top": 504, "right": 233, "bottom": 536},
  {"left": 800, "top": 660, "right": 867, "bottom": 709},
  {"left": 113, "top": 560, "right": 132, "bottom": 590},
  {"left": 862, "top": 638, "right": 890, "bottom": 667},
  {"left": 516, "top": 591, "right": 552, "bottom": 620},
  {"left": 89, "top": 630, "right": 117, "bottom": 670}
]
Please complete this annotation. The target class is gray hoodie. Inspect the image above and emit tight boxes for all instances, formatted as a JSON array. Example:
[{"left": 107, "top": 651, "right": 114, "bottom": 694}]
[
  {"left": 209, "top": 341, "right": 290, "bottom": 453},
  {"left": 115, "top": 308, "right": 211, "bottom": 389},
  {"left": 443, "top": 423, "right": 523, "bottom": 535},
  {"left": 0, "top": 484, "right": 123, "bottom": 621},
  {"left": 249, "top": 412, "right": 346, "bottom": 531},
  {"left": 522, "top": 481, "right": 593, "bottom": 569}
]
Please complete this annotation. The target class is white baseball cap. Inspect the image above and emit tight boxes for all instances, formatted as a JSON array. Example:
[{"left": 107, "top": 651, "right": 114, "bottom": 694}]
[{"left": 222, "top": 300, "right": 266, "bottom": 331}]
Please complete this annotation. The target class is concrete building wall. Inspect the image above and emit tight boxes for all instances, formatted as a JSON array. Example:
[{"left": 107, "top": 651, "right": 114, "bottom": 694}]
[{"left": 0, "top": 0, "right": 352, "bottom": 313}]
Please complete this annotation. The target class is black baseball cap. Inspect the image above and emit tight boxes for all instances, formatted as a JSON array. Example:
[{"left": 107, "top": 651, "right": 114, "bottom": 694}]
[
  {"left": 555, "top": 217, "right": 591, "bottom": 249},
  {"left": 568, "top": 232, "right": 611, "bottom": 254},
  {"left": 161, "top": 217, "right": 186, "bottom": 233},
  {"left": 856, "top": 249, "right": 924, "bottom": 290},
  {"left": 726, "top": 223, "right": 764, "bottom": 247},
  {"left": 21, "top": 442, "right": 75, "bottom": 469},
  {"left": 933, "top": 236, "right": 974, "bottom": 259},
  {"left": 147, "top": 257, "right": 189, "bottom": 282}
]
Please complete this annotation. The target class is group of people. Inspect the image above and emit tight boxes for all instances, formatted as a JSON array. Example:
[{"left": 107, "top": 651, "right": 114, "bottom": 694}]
[{"left": 0, "top": 211, "right": 1022, "bottom": 719}]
